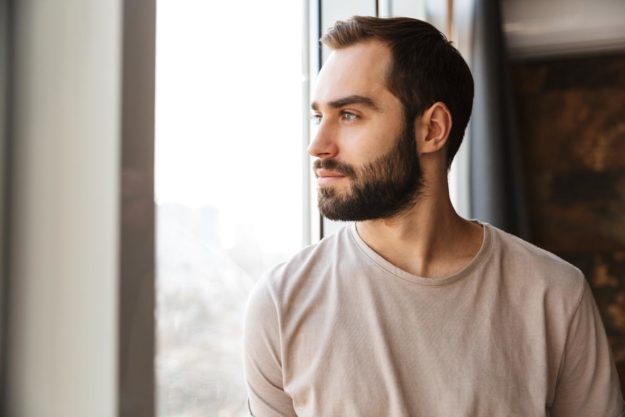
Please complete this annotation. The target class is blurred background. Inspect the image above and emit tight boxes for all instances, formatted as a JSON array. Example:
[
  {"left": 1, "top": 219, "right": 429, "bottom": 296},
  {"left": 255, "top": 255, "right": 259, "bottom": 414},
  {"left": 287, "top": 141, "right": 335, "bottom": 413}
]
[{"left": 1, "top": 0, "right": 624, "bottom": 416}]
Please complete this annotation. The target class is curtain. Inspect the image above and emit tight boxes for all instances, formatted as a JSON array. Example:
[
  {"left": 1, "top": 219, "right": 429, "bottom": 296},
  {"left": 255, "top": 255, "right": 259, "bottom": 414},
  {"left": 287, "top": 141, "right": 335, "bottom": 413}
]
[{"left": 469, "top": 0, "right": 530, "bottom": 239}]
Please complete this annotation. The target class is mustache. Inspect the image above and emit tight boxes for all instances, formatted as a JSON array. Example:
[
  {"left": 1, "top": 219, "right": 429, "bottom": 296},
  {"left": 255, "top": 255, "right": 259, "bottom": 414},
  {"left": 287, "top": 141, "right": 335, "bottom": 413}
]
[{"left": 313, "top": 159, "right": 357, "bottom": 178}]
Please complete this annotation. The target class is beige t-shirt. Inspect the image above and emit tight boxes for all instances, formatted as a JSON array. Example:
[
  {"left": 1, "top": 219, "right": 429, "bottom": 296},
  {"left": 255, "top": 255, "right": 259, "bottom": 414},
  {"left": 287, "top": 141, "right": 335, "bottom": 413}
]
[{"left": 243, "top": 222, "right": 625, "bottom": 417}]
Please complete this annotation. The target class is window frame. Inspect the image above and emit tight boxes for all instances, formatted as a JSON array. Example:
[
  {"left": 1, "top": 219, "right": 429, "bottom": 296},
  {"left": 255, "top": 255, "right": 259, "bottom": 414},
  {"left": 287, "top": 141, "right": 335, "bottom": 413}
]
[{"left": 119, "top": 0, "right": 157, "bottom": 416}]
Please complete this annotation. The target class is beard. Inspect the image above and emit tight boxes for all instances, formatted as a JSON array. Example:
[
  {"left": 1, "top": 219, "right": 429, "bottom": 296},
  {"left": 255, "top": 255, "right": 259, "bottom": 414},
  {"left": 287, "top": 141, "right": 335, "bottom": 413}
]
[{"left": 314, "top": 117, "right": 423, "bottom": 221}]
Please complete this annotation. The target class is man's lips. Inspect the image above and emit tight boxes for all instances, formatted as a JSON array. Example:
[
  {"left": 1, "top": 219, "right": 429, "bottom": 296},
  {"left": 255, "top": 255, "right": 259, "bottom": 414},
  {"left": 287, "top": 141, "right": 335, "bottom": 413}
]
[
  {"left": 315, "top": 169, "right": 347, "bottom": 186},
  {"left": 315, "top": 169, "right": 346, "bottom": 179}
]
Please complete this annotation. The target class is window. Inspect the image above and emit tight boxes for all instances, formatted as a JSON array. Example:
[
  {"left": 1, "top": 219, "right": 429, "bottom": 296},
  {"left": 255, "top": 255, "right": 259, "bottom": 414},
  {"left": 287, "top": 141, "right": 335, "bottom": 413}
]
[{"left": 155, "top": 1, "right": 306, "bottom": 415}]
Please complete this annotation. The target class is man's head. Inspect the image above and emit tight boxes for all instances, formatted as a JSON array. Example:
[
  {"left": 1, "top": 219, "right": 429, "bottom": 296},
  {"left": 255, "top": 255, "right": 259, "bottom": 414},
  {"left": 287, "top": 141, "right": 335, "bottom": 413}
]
[{"left": 309, "top": 16, "right": 474, "bottom": 221}]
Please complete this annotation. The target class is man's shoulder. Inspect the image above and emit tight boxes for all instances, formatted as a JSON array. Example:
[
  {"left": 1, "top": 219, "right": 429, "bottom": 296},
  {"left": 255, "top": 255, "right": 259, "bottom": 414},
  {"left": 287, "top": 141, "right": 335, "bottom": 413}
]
[
  {"left": 487, "top": 223, "right": 586, "bottom": 300},
  {"left": 258, "top": 224, "right": 353, "bottom": 302},
  {"left": 490, "top": 223, "right": 582, "bottom": 275}
]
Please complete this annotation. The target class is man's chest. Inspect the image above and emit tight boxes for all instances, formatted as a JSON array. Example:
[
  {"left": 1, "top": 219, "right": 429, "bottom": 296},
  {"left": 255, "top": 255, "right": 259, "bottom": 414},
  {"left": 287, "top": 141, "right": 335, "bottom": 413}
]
[{"left": 279, "top": 281, "right": 555, "bottom": 416}]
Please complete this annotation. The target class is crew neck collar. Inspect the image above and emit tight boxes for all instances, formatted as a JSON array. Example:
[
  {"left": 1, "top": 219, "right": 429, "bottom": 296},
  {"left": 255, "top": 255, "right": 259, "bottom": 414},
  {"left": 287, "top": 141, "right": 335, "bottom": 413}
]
[{"left": 348, "top": 220, "right": 492, "bottom": 286}]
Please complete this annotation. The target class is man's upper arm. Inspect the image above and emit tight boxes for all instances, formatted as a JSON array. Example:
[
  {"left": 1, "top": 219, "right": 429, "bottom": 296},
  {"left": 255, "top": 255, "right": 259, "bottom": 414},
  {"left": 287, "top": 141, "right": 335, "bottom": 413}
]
[
  {"left": 243, "top": 275, "right": 297, "bottom": 417},
  {"left": 550, "top": 279, "right": 625, "bottom": 416}
]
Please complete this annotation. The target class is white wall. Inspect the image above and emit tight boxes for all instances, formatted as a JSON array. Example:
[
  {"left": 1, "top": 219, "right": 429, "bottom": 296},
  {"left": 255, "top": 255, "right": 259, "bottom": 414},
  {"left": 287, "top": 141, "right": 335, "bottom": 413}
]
[
  {"left": 6, "top": 1, "right": 121, "bottom": 416},
  {"left": 503, "top": 0, "right": 625, "bottom": 58}
]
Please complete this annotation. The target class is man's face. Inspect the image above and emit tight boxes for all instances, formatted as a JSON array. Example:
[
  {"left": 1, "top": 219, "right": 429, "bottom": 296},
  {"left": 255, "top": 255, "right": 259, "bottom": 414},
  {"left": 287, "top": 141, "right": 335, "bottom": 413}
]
[{"left": 309, "top": 40, "right": 423, "bottom": 221}]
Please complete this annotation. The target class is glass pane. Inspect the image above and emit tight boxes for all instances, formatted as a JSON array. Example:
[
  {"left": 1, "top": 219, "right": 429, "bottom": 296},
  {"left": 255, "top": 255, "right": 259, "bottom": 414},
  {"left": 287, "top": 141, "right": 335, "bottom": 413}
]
[{"left": 155, "top": 1, "right": 305, "bottom": 416}]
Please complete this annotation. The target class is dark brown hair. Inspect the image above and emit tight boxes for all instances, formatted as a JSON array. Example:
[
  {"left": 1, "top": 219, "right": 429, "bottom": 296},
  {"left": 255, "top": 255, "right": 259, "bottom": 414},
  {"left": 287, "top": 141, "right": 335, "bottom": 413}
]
[{"left": 321, "top": 16, "right": 474, "bottom": 168}]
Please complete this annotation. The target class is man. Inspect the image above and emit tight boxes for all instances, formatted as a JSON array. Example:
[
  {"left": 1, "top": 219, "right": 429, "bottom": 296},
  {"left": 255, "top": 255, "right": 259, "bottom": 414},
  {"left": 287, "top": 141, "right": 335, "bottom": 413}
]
[{"left": 243, "top": 16, "right": 625, "bottom": 416}]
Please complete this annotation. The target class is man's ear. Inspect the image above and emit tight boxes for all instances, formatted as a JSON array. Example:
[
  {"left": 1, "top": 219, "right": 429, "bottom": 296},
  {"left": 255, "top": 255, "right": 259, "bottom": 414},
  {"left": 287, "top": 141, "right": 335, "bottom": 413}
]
[{"left": 415, "top": 102, "right": 452, "bottom": 155}]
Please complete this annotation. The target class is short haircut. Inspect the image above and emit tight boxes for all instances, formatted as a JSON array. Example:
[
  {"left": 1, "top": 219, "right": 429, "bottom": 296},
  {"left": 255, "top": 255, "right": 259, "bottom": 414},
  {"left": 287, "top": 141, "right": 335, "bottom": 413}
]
[{"left": 321, "top": 16, "right": 474, "bottom": 168}]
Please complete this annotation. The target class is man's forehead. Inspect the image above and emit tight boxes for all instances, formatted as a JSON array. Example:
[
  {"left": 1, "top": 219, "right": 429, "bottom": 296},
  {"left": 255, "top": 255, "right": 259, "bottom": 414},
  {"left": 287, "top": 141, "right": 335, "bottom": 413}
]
[{"left": 312, "top": 40, "right": 392, "bottom": 106}]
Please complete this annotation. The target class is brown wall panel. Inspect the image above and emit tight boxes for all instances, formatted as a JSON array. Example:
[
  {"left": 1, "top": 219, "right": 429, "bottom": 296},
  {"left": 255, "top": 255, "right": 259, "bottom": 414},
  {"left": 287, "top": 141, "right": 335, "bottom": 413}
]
[{"left": 513, "top": 53, "right": 625, "bottom": 388}]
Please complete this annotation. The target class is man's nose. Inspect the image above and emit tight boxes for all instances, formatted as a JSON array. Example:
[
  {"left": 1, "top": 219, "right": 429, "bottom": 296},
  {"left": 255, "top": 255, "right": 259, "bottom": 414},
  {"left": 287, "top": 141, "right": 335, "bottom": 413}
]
[{"left": 307, "top": 121, "right": 338, "bottom": 159}]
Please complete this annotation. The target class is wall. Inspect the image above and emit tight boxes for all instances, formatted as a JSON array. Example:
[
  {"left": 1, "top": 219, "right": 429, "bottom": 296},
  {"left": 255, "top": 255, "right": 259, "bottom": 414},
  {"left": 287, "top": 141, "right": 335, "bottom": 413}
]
[
  {"left": 6, "top": 1, "right": 121, "bottom": 416},
  {"left": 512, "top": 52, "right": 625, "bottom": 386}
]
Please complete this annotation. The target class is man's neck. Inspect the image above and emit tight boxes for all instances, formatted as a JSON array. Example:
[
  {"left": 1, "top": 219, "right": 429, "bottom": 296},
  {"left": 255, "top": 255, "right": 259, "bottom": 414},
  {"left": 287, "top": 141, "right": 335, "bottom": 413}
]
[{"left": 355, "top": 183, "right": 483, "bottom": 279}]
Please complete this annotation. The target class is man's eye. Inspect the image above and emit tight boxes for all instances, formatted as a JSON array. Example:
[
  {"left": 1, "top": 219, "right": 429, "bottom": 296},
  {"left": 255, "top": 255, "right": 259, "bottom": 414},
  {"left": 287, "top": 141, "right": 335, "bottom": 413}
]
[
  {"left": 341, "top": 112, "right": 359, "bottom": 122},
  {"left": 310, "top": 114, "right": 322, "bottom": 125}
]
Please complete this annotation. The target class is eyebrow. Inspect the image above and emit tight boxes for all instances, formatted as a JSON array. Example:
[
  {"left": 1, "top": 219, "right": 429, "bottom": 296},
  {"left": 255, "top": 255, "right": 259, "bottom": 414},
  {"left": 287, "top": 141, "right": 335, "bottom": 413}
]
[{"left": 310, "top": 95, "right": 381, "bottom": 112}]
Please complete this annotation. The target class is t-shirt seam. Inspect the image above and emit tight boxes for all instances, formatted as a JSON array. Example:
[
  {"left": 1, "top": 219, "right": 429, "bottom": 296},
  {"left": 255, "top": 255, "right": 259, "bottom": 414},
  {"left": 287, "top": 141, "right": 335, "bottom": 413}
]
[
  {"left": 551, "top": 272, "right": 587, "bottom": 402},
  {"left": 264, "top": 277, "right": 290, "bottom": 390}
]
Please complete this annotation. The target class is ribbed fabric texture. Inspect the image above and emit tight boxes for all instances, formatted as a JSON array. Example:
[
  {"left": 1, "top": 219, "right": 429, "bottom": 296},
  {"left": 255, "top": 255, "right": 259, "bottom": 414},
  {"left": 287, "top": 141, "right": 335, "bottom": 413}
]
[{"left": 243, "top": 222, "right": 625, "bottom": 417}]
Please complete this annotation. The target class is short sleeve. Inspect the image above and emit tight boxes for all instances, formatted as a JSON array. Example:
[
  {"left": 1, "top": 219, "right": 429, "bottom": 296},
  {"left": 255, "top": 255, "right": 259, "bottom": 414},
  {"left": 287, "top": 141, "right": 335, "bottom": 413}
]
[
  {"left": 242, "top": 275, "right": 297, "bottom": 417},
  {"left": 550, "top": 279, "right": 625, "bottom": 417}
]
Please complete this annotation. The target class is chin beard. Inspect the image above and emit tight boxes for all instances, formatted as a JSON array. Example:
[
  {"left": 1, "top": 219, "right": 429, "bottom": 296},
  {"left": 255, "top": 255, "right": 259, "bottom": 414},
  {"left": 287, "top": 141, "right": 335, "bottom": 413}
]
[{"left": 317, "top": 119, "right": 423, "bottom": 221}]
